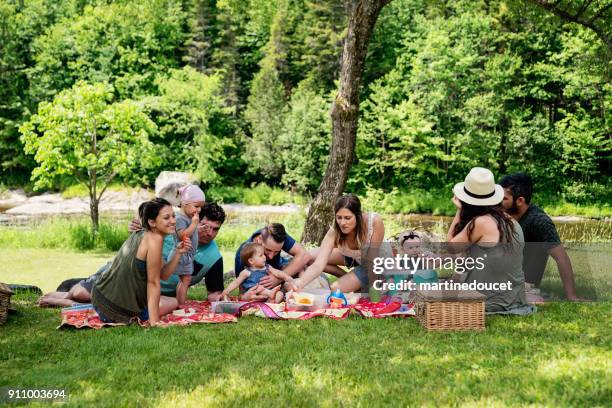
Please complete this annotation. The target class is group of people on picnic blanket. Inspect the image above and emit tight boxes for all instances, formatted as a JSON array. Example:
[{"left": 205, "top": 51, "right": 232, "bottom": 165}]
[{"left": 38, "top": 167, "right": 583, "bottom": 326}]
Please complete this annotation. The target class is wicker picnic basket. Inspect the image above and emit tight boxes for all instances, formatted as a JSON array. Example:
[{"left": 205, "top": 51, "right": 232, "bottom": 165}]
[
  {"left": 412, "top": 289, "right": 486, "bottom": 331},
  {"left": 0, "top": 282, "right": 14, "bottom": 325}
]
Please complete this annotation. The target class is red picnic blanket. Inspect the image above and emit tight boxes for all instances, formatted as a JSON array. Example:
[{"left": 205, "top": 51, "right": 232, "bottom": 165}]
[
  {"left": 58, "top": 298, "right": 414, "bottom": 329},
  {"left": 58, "top": 300, "right": 237, "bottom": 329},
  {"left": 239, "top": 298, "right": 415, "bottom": 320}
]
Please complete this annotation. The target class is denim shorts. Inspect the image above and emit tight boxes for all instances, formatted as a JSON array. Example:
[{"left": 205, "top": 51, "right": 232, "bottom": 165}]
[
  {"left": 344, "top": 256, "right": 368, "bottom": 288},
  {"left": 79, "top": 262, "right": 111, "bottom": 292}
]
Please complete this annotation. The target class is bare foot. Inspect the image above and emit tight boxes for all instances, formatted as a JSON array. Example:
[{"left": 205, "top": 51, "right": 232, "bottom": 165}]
[
  {"left": 526, "top": 292, "right": 546, "bottom": 304},
  {"left": 38, "top": 292, "right": 79, "bottom": 308}
]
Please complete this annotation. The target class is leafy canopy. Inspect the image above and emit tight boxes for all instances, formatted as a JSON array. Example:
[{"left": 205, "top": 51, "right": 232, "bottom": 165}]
[{"left": 20, "top": 81, "right": 159, "bottom": 192}]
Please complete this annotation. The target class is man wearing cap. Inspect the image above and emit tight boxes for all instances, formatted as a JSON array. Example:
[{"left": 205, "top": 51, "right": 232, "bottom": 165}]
[{"left": 499, "top": 172, "right": 583, "bottom": 301}]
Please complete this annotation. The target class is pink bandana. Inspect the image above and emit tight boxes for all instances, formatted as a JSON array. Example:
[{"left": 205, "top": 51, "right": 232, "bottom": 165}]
[{"left": 178, "top": 184, "right": 205, "bottom": 205}]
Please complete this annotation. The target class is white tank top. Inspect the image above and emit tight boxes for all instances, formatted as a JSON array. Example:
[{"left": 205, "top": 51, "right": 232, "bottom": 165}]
[{"left": 338, "top": 212, "right": 375, "bottom": 262}]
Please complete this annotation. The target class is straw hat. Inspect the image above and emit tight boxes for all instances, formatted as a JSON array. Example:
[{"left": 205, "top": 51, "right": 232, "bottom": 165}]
[{"left": 453, "top": 167, "right": 504, "bottom": 206}]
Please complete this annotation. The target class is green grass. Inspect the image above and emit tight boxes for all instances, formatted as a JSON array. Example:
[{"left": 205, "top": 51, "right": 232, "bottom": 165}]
[
  {"left": 1, "top": 226, "right": 611, "bottom": 405},
  {"left": 1, "top": 292, "right": 611, "bottom": 407},
  {"left": 541, "top": 201, "right": 612, "bottom": 219},
  {"left": 0, "top": 248, "right": 237, "bottom": 293},
  {"left": 0, "top": 217, "right": 133, "bottom": 252}
]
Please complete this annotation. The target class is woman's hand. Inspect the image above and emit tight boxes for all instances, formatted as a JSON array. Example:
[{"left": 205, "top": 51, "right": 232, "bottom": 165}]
[
  {"left": 176, "top": 239, "right": 193, "bottom": 255},
  {"left": 285, "top": 277, "right": 299, "bottom": 292},
  {"left": 290, "top": 278, "right": 303, "bottom": 293}
]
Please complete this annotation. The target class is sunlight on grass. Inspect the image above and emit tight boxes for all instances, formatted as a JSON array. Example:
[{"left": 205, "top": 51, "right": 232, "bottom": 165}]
[
  {"left": 537, "top": 352, "right": 611, "bottom": 380},
  {"left": 155, "top": 372, "right": 259, "bottom": 407},
  {"left": 0, "top": 248, "right": 113, "bottom": 292}
]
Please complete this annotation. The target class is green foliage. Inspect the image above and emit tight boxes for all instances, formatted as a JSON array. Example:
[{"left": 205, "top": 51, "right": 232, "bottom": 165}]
[
  {"left": 1, "top": 0, "right": 609, "bottom": 211},
  {"left": 20, "top": 81, "right": 159, "bottom": 233},
  {"left": 243, "top": 5, "right": 289, "bottom": 181},
  {"left": 280, "top": 82, "right": 332, "bottom": 192},
  {"left": 352, "top": 1, "right": 610, "bottom": 196},
  {"left": 0, "top": 0, "right": 88, "bottom": 183},
  {"left": 20, "top": 82, "right": 159, "bottom": 191},
  {"left": 27, "top": 0, "right": 188, "bottom": 101},
  {"left": 292, "top": 0, "right": 346, "bottom": 89},
  {"left": 206, "top": 183, "right": 307, "bottom": 205},
  {"left": 70, "top": 223, "right": 96, "bottom": 250},
  {"left": 359, "top": 187, "right": 456, "bottom": 216},
  {"left": 147, "top": 67, "right": 240, "bottom": 185}
]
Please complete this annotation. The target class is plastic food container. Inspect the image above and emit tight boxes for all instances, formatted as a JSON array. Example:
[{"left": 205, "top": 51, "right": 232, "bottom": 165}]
[
  {"left": 286, "top": 291, "right": 327, "bottom": 312},
  {"left": 211, "top": 301, "right": 247, "bottom": 315}
]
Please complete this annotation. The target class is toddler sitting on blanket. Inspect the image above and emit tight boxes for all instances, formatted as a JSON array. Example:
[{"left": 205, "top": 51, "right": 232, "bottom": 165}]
[{"left": 222, "top": 243, "right": 297, "bottom": 303}]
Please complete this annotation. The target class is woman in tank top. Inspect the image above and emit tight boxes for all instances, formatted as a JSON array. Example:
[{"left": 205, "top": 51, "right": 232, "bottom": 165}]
[
  {"left": 92, "top": 198, "right": 192, "bottom": 325},
  {"left": 448, "top": 167, "right": 528, "bottom": 312},
  {"left": 294, "top": 194, "right": 385, "bottom": 293}
]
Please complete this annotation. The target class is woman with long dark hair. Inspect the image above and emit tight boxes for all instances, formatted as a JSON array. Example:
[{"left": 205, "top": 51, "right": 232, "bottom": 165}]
[
  {"left": 448, "top": 167, "right": 528, "bottom": 312},
  {"left": 91, "top": 198, "right": 191, "bottom": 325},
  {"left": 294, "top": 194, "right": 385, "bottom": 293}
]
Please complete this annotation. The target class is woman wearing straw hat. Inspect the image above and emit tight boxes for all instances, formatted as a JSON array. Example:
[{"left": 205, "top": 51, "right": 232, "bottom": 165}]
[{"left": 447, "top": 167, "right": 528, "bottom": 312}]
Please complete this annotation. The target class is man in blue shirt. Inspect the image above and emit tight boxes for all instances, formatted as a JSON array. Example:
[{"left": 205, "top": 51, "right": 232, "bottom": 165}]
[{"left": 234, "top": 223, "right": 310, "bottom": 289}]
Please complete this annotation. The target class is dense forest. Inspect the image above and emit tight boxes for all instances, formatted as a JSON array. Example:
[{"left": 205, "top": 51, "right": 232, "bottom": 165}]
[{"left": 1, "top": 0, "right": 610, "bottom": 204}]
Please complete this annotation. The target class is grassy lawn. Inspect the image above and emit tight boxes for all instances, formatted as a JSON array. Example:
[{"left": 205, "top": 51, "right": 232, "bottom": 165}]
[
  {"left": 0, "top": 249, "right": 611, "bottom": 406},
  {"left": 1, "top": 292, "right": 611, "bottom": 407},
  {"left": 0, "top": 248, "right": 237, "bottom": 293}
]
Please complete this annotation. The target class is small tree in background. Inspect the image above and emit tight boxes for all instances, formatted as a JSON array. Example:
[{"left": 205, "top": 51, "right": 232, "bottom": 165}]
[{"left": 20, "top": 81, "right": 159, "bottom": 235}]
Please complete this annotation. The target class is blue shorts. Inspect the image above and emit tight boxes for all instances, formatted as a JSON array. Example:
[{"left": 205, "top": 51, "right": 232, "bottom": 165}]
[
  {"left": 93, "top": 306, "right": 149, "bottom": 323},
  {"left": 344, "top": 256, "right": 368, "bottom": 289},
  {"left": 79, "top": 262, "right": 111, "bottom": 292}
]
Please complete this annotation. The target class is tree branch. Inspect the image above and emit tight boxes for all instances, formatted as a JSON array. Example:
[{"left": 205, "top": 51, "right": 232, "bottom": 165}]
[
  {"left": 97, "top": 170, "right": 118, "bottom": 202},
  {"left": 529, "top": 0, "right": 612, "bottom": 53},
  {"left": 588, "top": 2, "right": 612, "bottom": 23},
  {"left": 576, "top": 0, "right": 595, "bottom": 18}
]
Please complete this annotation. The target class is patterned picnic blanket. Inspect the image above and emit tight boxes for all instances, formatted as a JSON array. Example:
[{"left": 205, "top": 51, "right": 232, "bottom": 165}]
[
  {"left": 240, "top": 298, "right": 415, "bottom": 320},
  {"left": 58, "top": 300, "right": 237, "bottom": 329},
  {"left": 58, "top": 298, "right": 414, "bottom": 329}
]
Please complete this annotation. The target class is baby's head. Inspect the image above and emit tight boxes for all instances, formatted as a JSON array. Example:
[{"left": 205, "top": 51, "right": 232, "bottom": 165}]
[
  {"left": 240, "top": 242, "right": 266, "bottom": 269},
  {"left": 399, "top": 231, "right": 422, "bottom": 256},
  {"left": 178, "top": 184, "right": 205, "bottom": 217}
]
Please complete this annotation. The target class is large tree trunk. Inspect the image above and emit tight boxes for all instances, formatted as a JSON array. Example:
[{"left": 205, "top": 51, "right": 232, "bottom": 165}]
[{"left": 301, "top": 0, "right": 390, "bottom": 245}]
